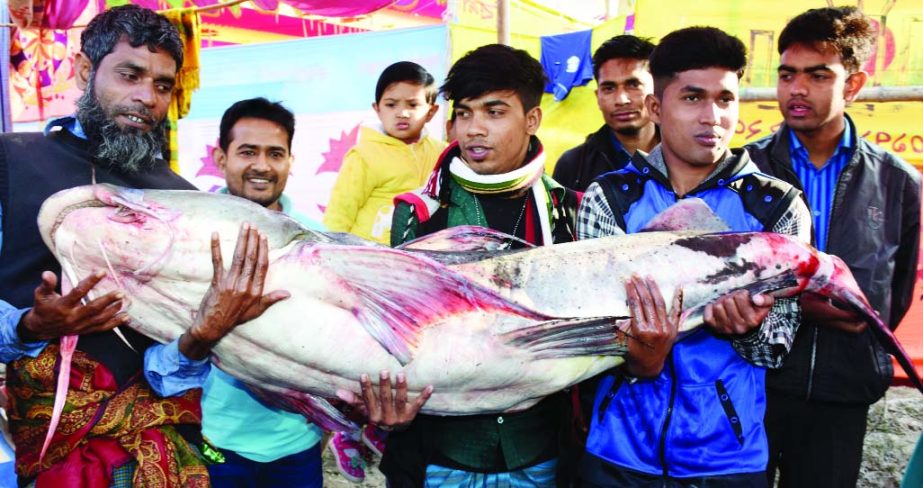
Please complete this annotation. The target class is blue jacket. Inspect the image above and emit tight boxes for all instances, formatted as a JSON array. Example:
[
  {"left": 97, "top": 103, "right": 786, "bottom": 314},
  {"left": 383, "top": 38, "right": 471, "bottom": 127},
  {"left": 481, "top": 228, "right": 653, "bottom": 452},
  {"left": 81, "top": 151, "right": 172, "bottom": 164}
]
[{"left": 585, "top": 149, "right": 796, "bottom": 478}]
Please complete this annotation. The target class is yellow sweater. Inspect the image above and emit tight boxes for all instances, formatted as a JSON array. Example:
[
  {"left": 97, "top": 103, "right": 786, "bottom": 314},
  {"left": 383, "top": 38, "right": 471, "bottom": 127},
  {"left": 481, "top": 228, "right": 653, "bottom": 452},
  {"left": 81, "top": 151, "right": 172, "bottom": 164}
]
[{"left": 324, "top": 125, "right": 446, "bottom": 244}]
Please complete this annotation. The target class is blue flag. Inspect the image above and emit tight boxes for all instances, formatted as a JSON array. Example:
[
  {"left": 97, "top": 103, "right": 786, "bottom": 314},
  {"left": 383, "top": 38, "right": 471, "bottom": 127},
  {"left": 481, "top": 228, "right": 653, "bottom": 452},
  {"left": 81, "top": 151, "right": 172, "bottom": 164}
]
[{"left": 540, "top": 29, "right": 594, "bottom": 101}]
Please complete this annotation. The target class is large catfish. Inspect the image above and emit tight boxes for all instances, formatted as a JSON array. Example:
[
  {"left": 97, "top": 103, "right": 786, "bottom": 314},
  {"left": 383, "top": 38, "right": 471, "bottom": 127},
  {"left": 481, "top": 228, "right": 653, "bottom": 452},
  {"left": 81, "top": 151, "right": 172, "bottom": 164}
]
[{"left": 37, "top": 185, "right": 922, "bottom": 430}]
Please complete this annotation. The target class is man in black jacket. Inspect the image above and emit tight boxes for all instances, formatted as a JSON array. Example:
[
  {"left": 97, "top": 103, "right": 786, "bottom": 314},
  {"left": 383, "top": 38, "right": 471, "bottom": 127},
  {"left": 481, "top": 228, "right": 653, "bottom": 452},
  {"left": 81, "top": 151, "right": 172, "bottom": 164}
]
[
  {"left": 552, "top": 35, "right": 658, "bottom": 191},
  {"left": 0, "top": 6, "right": 284, "bottom": 485},
  {"left": 745, "top": 7, "right": 921, "bottom": 487}
]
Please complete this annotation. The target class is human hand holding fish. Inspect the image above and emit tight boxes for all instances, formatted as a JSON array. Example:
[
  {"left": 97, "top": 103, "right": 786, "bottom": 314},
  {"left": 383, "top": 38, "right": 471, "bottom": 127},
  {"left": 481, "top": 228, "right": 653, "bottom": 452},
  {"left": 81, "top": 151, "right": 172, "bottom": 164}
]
[
  {"left": 18, "top": 269, "right": 128, "bottom": 342},
  {"left": 800, "top": 292, "right": 867, "bottom": 334},
  {"left": 337, "top": 370, "right": 434, "bottom": 431},
  {"left": 623, "top": 275, "right": 681, "bottom": 378},
  {"left": 179, "top": 222, "right": 291, "bottom": 361},
  {"left": 703, "top": 290, "right": 774, "bottom": 336}
]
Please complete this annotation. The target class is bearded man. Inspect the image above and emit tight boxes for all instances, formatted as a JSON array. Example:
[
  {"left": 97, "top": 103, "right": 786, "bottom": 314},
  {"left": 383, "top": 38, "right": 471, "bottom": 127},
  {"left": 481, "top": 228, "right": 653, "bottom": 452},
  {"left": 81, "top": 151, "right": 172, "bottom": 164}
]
[{"left": 0, "top": 6, "right": 285, "bottom": 487}]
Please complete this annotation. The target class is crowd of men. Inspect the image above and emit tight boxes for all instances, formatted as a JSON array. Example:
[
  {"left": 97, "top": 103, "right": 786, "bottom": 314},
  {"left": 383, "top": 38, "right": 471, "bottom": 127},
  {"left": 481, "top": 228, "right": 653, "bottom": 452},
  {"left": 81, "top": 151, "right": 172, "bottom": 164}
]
[{"left": 0, "top": 3, "right": 918, "bottom": 488}]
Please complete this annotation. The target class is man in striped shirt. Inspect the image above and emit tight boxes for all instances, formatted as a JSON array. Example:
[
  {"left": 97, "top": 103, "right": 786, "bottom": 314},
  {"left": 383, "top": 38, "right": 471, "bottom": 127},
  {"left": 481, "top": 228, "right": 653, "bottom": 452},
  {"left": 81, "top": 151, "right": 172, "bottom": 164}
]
[{"left": 746, "top": 7, "right": 922, "bottom": 487}]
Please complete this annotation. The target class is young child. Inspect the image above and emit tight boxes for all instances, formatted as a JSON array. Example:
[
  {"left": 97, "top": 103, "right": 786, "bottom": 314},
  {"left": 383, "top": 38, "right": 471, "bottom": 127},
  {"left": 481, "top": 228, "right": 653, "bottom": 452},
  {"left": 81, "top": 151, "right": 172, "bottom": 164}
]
[
  {"left": 324, "top": 61, "right": 443, "bottom": 482},
  {"left": 323, "top": 61, "right": 445, "bottom": 245}
]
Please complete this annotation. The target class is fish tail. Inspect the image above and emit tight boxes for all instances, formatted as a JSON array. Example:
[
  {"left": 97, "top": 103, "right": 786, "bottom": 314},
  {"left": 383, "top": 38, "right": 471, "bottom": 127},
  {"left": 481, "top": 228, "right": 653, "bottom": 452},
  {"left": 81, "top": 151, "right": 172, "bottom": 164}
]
[{"left": 868, "top": 315, "right": 923, "bottom": 394}]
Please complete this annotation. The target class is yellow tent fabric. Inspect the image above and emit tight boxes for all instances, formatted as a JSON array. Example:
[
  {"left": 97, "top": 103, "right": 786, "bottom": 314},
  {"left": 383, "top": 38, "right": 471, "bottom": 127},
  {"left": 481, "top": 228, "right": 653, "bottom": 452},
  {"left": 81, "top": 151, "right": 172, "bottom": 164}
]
[
  {"left": 451, "top": 0, "right": 923, "bottom": 171},
  {"left": 447, "top": 2, "right": 613, "bottom": 173},
  {"left": 162, "top": 8, "right": 201, "bottom": 172}
]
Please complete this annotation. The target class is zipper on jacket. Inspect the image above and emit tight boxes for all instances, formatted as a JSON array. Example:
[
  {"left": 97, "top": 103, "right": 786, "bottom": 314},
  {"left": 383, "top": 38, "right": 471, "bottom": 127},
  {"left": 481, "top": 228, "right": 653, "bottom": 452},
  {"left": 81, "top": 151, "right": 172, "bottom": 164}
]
[
  {"left": 809, "top": 150, "right": 856, "bottom": 401},
  {"left": 772, "top": 154, "right": 826, "bottom": 402},
  {"left": 806, "top": 326, "right": 818, "bottom": 399},
  {"left": 658, "top": 354, "right": 677, "bottom": 478},
  {"left": 596, "top": 374, "right": 626, "bottom": 424}
]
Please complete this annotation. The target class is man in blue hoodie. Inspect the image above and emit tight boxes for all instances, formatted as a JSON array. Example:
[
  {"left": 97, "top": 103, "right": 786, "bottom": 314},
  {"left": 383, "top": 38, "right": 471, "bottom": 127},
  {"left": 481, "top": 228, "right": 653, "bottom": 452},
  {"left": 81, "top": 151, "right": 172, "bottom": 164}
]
[{"left": 577, "top": 26, "right": 812, "bottom": 487}]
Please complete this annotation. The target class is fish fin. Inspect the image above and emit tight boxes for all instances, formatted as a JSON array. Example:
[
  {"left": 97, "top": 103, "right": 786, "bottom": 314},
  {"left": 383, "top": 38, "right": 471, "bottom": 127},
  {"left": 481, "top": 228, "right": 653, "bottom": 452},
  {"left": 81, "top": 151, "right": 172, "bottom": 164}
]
[
  {"left": 398, "top": 225, "right": 535, "bottom": 251},
  {"left": 290, "top": 244, "right": 547, "bottom": 365},
  {"left": 641, "top": 198, "right": 731, "bottom": 233},
  {"left": 41, "top": 334, "right": 77, "bottom": 462},
  {"left": 680, "top": 271, "right": 802, "bottom": 329},
  {"left": 249, "top": 386, "right": 359, "bottom": 433},
  {"left": 499, "top": 316, "right": 630, "bottom": 359},
  {"left": 41, "top": 271, "right": 79, "bottom": 462}
]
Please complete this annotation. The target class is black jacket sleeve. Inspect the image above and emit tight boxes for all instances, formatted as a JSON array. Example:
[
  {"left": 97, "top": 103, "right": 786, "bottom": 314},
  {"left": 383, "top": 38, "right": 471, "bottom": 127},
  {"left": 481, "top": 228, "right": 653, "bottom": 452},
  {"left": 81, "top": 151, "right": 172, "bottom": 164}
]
[
  {"left": 552, "top": 147, "right": 581, "bottom": 190},
  {"left": 890, "top": 171, "right": 922, "bottom": 329}
]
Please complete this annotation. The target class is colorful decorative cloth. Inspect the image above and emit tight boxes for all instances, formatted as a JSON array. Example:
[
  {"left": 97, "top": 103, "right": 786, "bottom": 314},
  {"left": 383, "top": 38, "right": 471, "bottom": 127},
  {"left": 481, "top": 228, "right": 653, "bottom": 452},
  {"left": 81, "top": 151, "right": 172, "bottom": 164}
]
[
  {"left": 7, "top": 343, "right": 209, "bottom": 487},
  {"left": 161, "top": 8, "right": 201, "bottom": 172},
  {"left": 8, "top": 0, "right": 87, "bottom": 29}
]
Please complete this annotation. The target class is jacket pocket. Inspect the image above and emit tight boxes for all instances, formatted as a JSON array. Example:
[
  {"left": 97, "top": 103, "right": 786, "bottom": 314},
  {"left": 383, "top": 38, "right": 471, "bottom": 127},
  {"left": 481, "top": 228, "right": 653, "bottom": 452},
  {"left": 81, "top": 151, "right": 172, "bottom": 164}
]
[{"left": 714, "top": 379, "right": 744, "bottom": 446}]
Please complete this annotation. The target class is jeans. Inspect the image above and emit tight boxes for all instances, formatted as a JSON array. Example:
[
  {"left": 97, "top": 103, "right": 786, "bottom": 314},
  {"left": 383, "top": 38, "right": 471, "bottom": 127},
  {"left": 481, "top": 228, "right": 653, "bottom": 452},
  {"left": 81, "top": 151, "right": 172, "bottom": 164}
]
[{"left": 207, "top": 443, "right": 323, "bottom": 488}]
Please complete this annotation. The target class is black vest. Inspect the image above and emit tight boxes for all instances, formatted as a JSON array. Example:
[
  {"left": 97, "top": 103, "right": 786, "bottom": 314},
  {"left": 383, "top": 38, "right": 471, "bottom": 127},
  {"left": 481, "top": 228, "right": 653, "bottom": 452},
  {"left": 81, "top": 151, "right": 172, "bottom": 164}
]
[{"left": 0, "top": 129, "right": 196, "bottom": 384}]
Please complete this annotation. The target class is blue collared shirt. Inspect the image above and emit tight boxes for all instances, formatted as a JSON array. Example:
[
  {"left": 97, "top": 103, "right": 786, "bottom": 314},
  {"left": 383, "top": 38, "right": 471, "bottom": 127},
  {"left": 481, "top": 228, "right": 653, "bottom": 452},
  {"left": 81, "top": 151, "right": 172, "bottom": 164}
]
[
  {"left": 608, "top": 130, "right": 633, "bottom": 163},
  {"left": 788, "top": 121, "right": 855, "bottom": 251},
  {"left": 202, "top": 189, "right": 324, "bottom": 461},
  {"left": 0, "top": 116, "right": 209, "bottom": 396}
]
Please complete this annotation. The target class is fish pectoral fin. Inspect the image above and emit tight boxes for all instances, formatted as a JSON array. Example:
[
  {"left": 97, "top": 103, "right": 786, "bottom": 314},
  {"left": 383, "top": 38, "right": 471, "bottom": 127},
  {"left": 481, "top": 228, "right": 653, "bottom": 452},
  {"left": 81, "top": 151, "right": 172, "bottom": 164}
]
[
  {"left": 397, "top": 225, "right": 535, "bottom": 252},
  {"left": 499, "top": 316, "right": 630, "bottom": 359},
  {"left": 640, "top": 198, "right": 731, "bottom": 233},
  {"left": 248, "top": 386, "right": 359, "bottom": 433},
  {"left": 680, "top": 271, "right": 802, "bottom": 329},
  {"left": 727, "top": 270, "right": 802, "bottom": 298},
  {"left": 302, "top": 244, "right": 547, "bottom": 365}
]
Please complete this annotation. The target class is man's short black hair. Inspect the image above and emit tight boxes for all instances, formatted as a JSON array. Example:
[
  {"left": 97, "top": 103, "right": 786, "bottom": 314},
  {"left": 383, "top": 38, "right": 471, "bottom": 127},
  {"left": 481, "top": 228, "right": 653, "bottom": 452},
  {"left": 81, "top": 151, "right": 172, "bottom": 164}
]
[
  {"left": 440, "top": 44, "right": 547, "bottom": 112},
  {"left": 649, "top": 26, "right": 747, "bottom": 98},
  {"left": 81, "top": 5, "right": 183, "bottom": 72},
  {"left": 778, "top": 6, "right": 874, "bottom": 73},
  {"left": 218, "top": 98, "right": 295, "bottom": 152},
  {"left": 375, "top": 61, "right": 437, "bottom": 105},
  {"left": 592, "top": 35, "right": 656, "bottom": 80}
]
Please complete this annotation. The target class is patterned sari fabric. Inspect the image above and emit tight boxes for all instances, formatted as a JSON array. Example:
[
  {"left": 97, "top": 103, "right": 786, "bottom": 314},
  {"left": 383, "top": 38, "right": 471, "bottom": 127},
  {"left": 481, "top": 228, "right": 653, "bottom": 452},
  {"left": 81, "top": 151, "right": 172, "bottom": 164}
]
[{"left": 7, "top": 344, "right": 209, "bottom": 487}]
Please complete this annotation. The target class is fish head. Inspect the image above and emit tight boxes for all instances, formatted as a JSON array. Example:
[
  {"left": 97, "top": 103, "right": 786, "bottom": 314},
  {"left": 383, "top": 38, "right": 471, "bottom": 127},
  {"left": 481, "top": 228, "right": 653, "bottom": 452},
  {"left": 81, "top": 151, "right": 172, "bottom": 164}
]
[
  {"left": 805, "top": 251, "right": 884, "bottom": 329},
  {"left": 39, "top": 185, "right": 205, "bottom": 295},
  {"left": 39, "top": 184, "right": 314, "bottom": 302}
]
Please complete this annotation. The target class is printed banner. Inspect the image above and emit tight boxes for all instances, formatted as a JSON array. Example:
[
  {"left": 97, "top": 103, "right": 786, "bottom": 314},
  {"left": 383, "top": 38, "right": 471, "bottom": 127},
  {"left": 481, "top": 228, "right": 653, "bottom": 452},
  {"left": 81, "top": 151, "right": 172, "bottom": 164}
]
[{"left": 177, "top": 25, "right": 449, "bottom": 223}]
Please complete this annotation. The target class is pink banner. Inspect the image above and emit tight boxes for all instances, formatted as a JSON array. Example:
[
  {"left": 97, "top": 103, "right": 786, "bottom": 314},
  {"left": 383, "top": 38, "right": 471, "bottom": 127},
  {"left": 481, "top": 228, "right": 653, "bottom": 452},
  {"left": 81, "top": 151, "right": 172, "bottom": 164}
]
[
  {"left": 280, "top": 0, "right": 396, "bottom": 17},
  {"left": 391, "top": 0, "right": 446, "bottom": 19},
  {"left": 9, "top": 0, "right": 88, "bottom": 29}
]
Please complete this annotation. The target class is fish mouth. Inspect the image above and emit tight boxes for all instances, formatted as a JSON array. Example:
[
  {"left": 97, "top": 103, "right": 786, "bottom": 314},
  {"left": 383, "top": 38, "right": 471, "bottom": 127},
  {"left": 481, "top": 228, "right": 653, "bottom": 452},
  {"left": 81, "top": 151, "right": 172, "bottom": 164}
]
[{"left": 38, "top": 185, "right": 112, "bottom": 254}]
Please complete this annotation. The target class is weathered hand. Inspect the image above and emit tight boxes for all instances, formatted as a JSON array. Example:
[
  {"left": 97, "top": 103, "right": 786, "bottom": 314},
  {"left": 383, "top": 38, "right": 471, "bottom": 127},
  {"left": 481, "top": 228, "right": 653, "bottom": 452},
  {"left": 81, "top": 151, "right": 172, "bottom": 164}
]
[
  {"left": 180, "top": 223, "right": 290, "bottom": 360},
  {"left": 800, "top": 292, "right": 867, "bottom": 333},
  {"left": 623, "top": 275, "right": 681, "bottom": 378},
  {"left": 337, "top": 370, "right": 433, "bottom": 431},
  {"left": 18, "top": 270, "right": 128, "bottom": 342},
  {"left": 704, "top": 290, "right": 774, "bottom": 335}
]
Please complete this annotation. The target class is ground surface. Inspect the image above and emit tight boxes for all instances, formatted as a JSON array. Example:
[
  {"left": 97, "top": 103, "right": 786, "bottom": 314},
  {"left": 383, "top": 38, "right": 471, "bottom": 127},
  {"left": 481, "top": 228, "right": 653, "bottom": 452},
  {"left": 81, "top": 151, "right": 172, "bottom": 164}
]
[{"left": 321, "top": 386, "right": 923, "bottom": 487}]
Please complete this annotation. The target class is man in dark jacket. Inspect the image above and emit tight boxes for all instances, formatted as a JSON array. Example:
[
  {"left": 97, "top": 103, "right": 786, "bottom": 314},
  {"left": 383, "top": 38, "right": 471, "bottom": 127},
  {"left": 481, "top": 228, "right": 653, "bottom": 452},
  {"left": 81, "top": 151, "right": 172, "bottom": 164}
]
[
  {"left": 552, "top": 35, "right": 658, "bottom": 191},
  {"left": 745, "top": 7, "right": 921, "bottom": 487},
  {"left": 0, "top": 6, "right": 284, "bottom": 486}
]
